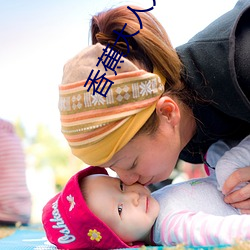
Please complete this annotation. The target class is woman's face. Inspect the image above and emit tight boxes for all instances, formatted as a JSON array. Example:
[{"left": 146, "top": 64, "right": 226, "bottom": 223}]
[{"left": 100, "top": 119, "right": 182, "bottom": 186}]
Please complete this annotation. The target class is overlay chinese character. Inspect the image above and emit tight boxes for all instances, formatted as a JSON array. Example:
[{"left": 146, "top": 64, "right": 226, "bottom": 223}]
[
  {"left": 113, "top": 23, "right": 139, "bottom": 54},
  {"left": 112, "top": 1, "right": 156, "bottom": 54},
  {"left": 84, "top": 69, "right": 114, "bottom": 97},
  {"left": 96, "top": 43, "right": 126, "bottom": 75},
  {"left": 127, "top": 3, "right": 156, "bottom": 29}
]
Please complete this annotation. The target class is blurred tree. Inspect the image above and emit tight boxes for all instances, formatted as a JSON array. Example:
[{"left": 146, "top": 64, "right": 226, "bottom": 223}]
[
  {"left": 14, "top": 120, "right": 85, "bottom": 191},
  {"left": 28, "top": 124, "right": 69, "bottom": 169},
  {"left": 14, "top": 117, "right": 26, "bottom": 139}
]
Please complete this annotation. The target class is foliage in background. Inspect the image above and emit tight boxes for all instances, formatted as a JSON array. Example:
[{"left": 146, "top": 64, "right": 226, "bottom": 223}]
[{"left": 14, "top": 119, "right": 86, "bottom": 191}]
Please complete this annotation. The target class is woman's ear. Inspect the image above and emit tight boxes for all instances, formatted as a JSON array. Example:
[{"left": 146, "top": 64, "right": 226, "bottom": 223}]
[{"left": 156, "top": 96, "right": 180, "bottom": 126}]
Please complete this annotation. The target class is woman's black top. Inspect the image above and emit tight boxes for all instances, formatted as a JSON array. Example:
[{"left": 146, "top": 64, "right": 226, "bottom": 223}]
[{"left": 176, "top": 0, "right": 250, "bottom": 163}]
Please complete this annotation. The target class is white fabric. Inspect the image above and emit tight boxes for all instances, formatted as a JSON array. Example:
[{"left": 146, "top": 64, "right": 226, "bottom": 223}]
[{"left": 152, "top": 135, "right": 250, "bottom": 247}]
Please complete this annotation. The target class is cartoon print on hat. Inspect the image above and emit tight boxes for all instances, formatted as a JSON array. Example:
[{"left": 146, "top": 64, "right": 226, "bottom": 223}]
[
  {"left": 66, "top": 194, "right": 75, "bottom": 211},
  {"left": 88, "top": 229, "right": 102, "bottom": 242}
]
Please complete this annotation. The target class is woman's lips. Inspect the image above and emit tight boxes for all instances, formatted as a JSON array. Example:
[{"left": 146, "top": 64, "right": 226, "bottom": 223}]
[{"left": 143, "top": 177, "right": 154, "bottom": 186}]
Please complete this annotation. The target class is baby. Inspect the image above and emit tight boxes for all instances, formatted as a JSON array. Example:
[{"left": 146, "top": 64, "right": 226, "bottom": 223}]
[{"left": 42, "top": 135, "right": 250, "bottom": 249}]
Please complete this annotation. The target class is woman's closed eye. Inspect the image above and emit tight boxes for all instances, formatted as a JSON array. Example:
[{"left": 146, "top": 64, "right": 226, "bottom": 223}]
[
  {"left": 120, "top": 180, "right": 124, "bottom": 191},
  {"left": 118, "top": 180, "right": 124, "bottom": 216}
]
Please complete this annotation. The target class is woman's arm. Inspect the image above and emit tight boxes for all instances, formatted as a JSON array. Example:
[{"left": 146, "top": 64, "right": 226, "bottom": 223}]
[
  {"left": 215, "top": 135, "right": 250, "bottom": 192},
  {"left": 223, "top": 166, "right": 250, "bottom": 213},
  {"left": 215, "top": 135, "right": 250, "bottom": 212}
]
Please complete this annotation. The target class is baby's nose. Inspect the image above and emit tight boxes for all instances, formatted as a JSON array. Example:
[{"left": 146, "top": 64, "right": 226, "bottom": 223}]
[{"left": 126, "top": 191, "right": 140, "bottom": 206}]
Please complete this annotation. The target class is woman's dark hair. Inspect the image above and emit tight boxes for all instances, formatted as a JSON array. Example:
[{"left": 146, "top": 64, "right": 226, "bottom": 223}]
[{"left": 91, "top": 5, "right": 194, "bottom": 135}]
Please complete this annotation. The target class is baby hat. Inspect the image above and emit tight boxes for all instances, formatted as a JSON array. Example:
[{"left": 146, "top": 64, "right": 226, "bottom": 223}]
[{"left": 42, "top": 166, "right": 141, "bottom": 249}]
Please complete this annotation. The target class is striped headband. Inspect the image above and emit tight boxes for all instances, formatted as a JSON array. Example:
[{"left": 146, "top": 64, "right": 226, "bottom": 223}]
[{"left": 59, "top": 43, "right": 165, "bottom": 165}]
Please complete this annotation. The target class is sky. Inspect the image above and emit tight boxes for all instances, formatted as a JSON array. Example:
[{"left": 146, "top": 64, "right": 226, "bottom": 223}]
[{"left": 0, "top": 0, "right": 238, "bottom": 140}]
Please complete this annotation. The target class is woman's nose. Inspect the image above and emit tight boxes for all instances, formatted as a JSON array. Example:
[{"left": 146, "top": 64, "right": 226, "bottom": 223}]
[{"left": 112, "top": 168, "right": 139, "bottom": 185}]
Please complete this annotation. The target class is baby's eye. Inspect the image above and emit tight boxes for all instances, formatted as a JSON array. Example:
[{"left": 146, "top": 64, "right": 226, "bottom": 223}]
[
  {"left": 118, "top": 204, "right": 123, "bottom": 216},
  {"left": 120, "top": 180, "right": 124, "bottom": 191}
]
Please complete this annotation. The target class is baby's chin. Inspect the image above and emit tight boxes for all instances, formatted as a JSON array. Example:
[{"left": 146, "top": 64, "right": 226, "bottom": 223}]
[{"left": 147, "top": 196, "right": 160, "bottom": 221}]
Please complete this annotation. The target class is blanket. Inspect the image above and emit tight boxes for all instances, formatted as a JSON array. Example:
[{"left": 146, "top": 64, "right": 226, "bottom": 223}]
[{"left": 0, "top": 225, "right": 248, "bottom": 250}]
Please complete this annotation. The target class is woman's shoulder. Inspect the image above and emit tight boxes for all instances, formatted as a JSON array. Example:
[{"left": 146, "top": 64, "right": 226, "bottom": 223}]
[{"left": 176, "top": 0, "right": 250, "bottom": 123}]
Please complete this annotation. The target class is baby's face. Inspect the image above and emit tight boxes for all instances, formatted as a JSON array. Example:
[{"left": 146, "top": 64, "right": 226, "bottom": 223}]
[{"left": 84, "top": 174, "right": 160, "bottom": 244}]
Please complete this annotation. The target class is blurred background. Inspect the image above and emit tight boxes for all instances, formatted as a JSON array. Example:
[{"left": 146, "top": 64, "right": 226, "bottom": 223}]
[{"left": 0, "top": 0, "right": 238, "bottom": 223}]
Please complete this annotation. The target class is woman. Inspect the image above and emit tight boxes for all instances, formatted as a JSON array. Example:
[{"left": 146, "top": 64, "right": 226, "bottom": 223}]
[{"left": 59, "top": 0, "right": 250, "bottom": 211}]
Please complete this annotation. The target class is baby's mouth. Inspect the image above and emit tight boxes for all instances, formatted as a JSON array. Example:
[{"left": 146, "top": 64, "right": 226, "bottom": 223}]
[{"left": 146, "top": 196, "right": 149, "bottom": 213}]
